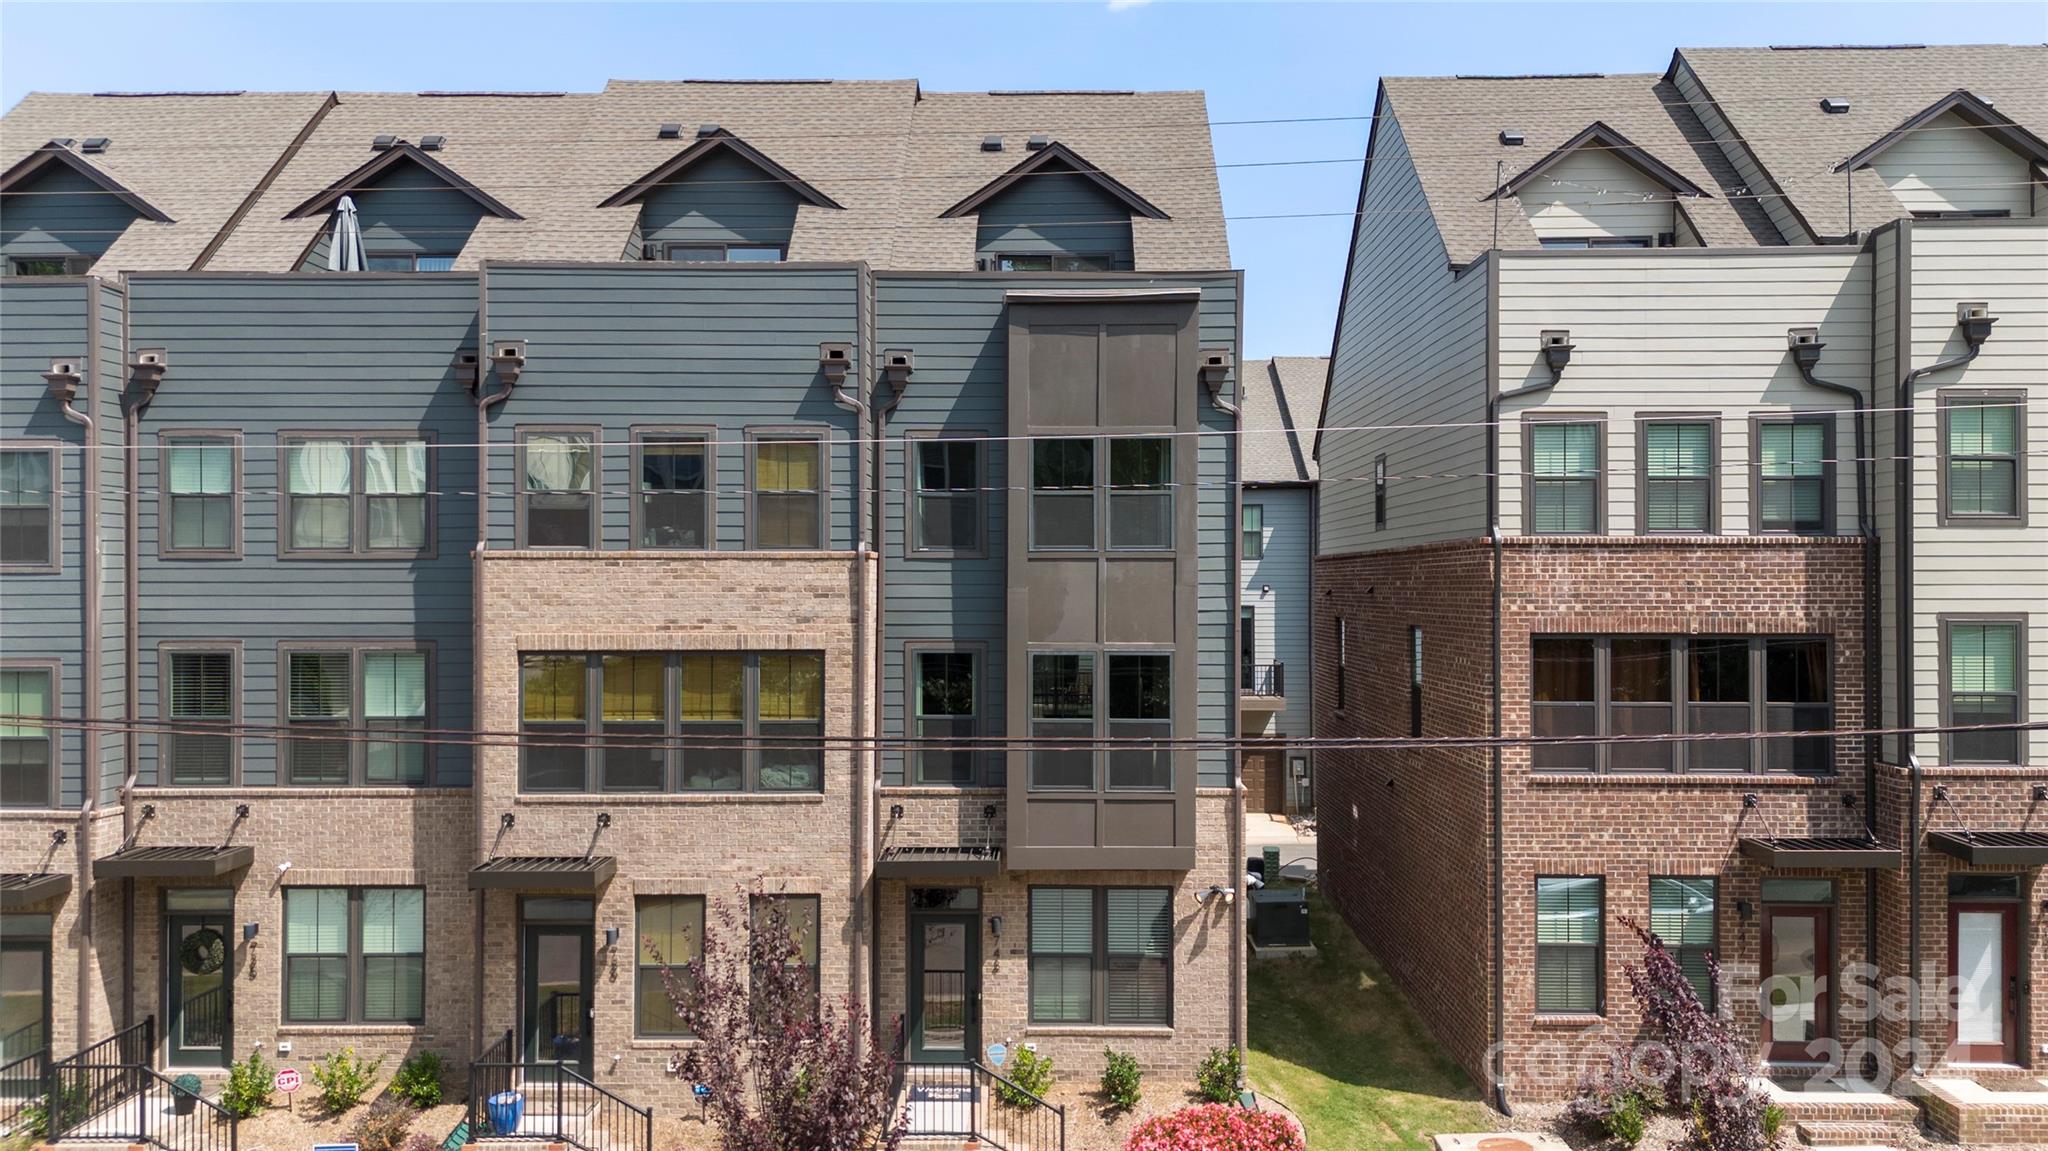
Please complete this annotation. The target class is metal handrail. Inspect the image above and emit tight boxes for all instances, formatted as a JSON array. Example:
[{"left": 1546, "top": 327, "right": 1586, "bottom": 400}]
[
  {"left": 467, "top": 1031, "right": 652, "bottom": 1151},
  {"left": 0, "top": 1043, "right": 49, "bottom": 1132},
  {"left": 47, "top": 1015, "right": 155, "bottom": 1141},
  {"left": 132, "top": 1064, "right": 238, "bottom": 1151},
  {"left": 897, "top": 1057, "right": 1065, "bottom": 1151}
]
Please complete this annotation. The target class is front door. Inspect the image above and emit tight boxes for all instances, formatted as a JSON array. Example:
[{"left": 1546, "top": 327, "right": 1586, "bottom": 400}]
[
  {"left": 165, "top": 914, "right": 232, "bottom": 1067},
  {"left": 0, "top": 932, "right": 51, "bottom": 1065},
  {"left": 1950, "top": 902, "right": 2020, "bottom": 1064},
  {"left": 909, "top": 915, "right": 978, "bottom": 1063},
  {"left": 523, "top": 925, "right": 593, "bottom": 1074},
  {"left": 1762, "top": 906, "right": 1832, "bottom": 1063}
]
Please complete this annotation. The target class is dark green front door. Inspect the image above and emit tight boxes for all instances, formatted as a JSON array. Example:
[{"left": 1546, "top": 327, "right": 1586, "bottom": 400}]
[
  {"left": 523, "top": 925, "right": 593, "bottom": 1074},
  {"left": 908, "top": 915, "right": 977, "bottom": 1063},
  {"left": 166, "top": 914, "right": 231, "bottom": 1067}
]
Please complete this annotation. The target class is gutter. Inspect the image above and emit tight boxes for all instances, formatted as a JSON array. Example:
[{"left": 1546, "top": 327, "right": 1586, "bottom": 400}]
[{"left": 52, "top": 299, "right": 101, "bottom": 1055}]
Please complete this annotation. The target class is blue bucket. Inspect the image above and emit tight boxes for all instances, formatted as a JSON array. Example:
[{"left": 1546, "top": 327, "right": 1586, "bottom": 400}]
[{"left": 486, "top": 1091, "right": 524, "bottom": 1135}]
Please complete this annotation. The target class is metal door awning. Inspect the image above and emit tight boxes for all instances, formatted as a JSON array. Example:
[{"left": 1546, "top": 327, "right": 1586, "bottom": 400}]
[
  {"left": 1, "top": 871, "right": 72, "bottom": 908},
  {"left": 876, "top": 845, "right": 1002, "bottom": 878},
  {"left": 1738, "top": 836, "right": 1902, "bottom": 870},
  {"left": 1927, "top": 830, "right": 2048, "bottom": 866},
  {"left": 469, "top": 855, "right": 617, "bottom": 891},
  {"left": 93, "top": 845, "right": 254, "bottom": 879}
]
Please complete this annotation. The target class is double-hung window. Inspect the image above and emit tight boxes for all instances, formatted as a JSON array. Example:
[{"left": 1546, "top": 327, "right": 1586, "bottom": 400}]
[
  {"left": 519, "top": 431, "right": 596, "bottom": 548},
  {"left": 1029, "top": 653, "right": 1096, "bottom": 789},
  {"left": 285, "top": 651, "right": 352, "bottom": 784},
  {"left": 0, "top": 667, "right": 54, "bottom": 809},
  {"left": 286, "top": 647, "right": 430, "bottom": 786},
  {"left": 165, "top": 651, "right": 234, "bottom": 785},
  {"left": 1755, "top": 418, "right": 1831, "bottom": 533},
  {"left": 756, "top": 653, "right": 825, "bottom": 790},
  {"left": 1535, "top": 877, "right": 1603, "bottom": 1015},
  {"left": 1640, "top": 420, "right": 1714, "bottom": 533},
  {"left": 1531, "top": 638, "right": 1596, "bottom": 773},
  {"left": 1107, "top": 654, "right": 1171, "bottom": 790},
  {"left": 635, "top": 432, "right": 710, "bottom": 549},
  {"left": 164, "top": 436, "right": 236, "bottom": 554},
  {"left": 1941, "top": 394, "right": 2023, "bottom": 523},
  {"left": 0, "top": 448, "right": 55, "bottom": 568},
  {"left": 1031, "top": 439, "right": 1094, "bottom": 549},
  {"left": 283, "top": 887, "right": 425, "bottom": 1023},
  {"left": 1763, "top": 638, "right": 1830, "bottom": 773},
  {"left": 1945, "top": 621, "right": 2022, "bottom": 764},
  {"left": 1526, "top": 421, "right": 1600, "bottom": 533},
  {"left": 752, "top": 435, "right": 824, "bottom": 549},
  {"left": 635, "top": 895, "right": 704, "bottom": 1036},
  {"left": 1649, "top": 877, "right": 1717, "bottom": 1008},
  {"left": 1240, "top": 504, "right": 1264, "bottom": 560},
  {"left": 913, "top": 440, "right": 981, "bottom": 554},
  {"left": 283, "top": 435, "right": 430, "bottom": 555},
  {"left": 1028, "top": 887, "right": 1172, "bottom": 1026},
  {"left": 1107, "top": 438, "right": 1172, "bottom": 549},
  {"left": 913, "top": 650, "right": 978, "bottom": 785},
  {"left": 601, "top": 654, "right": 666, "bottom": 792}
]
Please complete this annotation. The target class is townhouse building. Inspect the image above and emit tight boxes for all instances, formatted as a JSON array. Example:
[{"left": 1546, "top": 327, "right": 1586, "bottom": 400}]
[
  {"left": 0, "top": 79, "right": 1246, "bottom": 1124},
  {"left": 1312, "top": 43, "right": 2047, "bottom": 1141}
]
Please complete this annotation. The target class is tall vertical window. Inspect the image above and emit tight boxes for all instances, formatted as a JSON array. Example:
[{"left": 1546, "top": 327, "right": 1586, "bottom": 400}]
[
  {"left": 520, "top": 431, "right": 595, "bottom": 548},
  {"left": 756, "top": 653, "right": 824, "bottom": 790},
  {"left": 165, "top": 437, "right": 235, "bottom": 553},
  {"left": 1755, "top": 419, "right": 1830, "bottom": 533},
  {"left": 1531, "top": 638, "right": 1595, "bottom": 772},
  {"left": 601, "top": 654, "right": 666, "bottom": 791},
  {"left": 680, "top": 653, "right": 744, "bottom": 791},
  {"left": 1609, "top": 638, "right": 1674, "bottom": 773},
  {"left": 1649, "top": 877, "right": 1717, "bottom": 1008},
  {"left": 913, "top": 651, "right": 977, "bottom": 785},
  {"left": 284, "top": 887, "right": 425, "bottom": 1024},
  {"left": 1028, "top": 887, "right": 1172, "bottom": 1026},
  {"left": 285, "top": 652, "right": 352, "bottom": 785},
  {"left": 1032, "top": 439, "right": 1095, "bottom": 549},
  {"left": 0, "top": 448, "right": 55, "bottom": 567},
  {"left": 1105, "top": 888, "right": 1172, "bottom": 1024},
  {"left": 914, "top": 440, "right": 981, "bottom": 554},
  {"left": 1641, "top": 421, "right": 1713, "bottom": 533},
  {"left": 1106, "top": 654, "right": 1171, "bottom": 790},
  {"left": 0, "top": 668, "right": 53, "bottom": 808},
  {"left": 1946, "top": 621, "right": 2021, "bottom": 764},
  {"left": 1942, "top": 395, "right": 2022, "bottom": 522},
  {"left": 753, "top": 436, "right": 823, "bottom": 550},
  {"left": 363, "top": 652, "right": 428, "bottom": 784},
  {"left": 1335, "top": 617, "right": 1347, "bottom": 710},
  {"left": 166, "top": 651, "right": 233, "bottom": 785},
  {"left": 1374, "top": 455, "right": 1388, "bottom": 530},
  {"left": 1029, "top": 888, "right": 1093, "bottom": 1023},
  {"left": 636, "top": 433, "right": 710, "bottom": 549},
  {"left": 1686, "top": 638, "right": 1752, "bottom": 773},
  {"left": 1535, "top": 877, "right": 1603, "bottom": 1015},
  {"left": 284, "top": 887, "right": 347, "bottom": 1022},
  {"left": 360, "top": 889, "right": 427, "bottom": 1021},
  {"left": 635, "top": 896, "right": 704, "bottom": 1036},
  {"left": 1240, "top": 504, "right": 1264, "bottom": 560},
  {"left": 1408, "top": 626, "right": 1424, "bottom": 738},
  {"left": 1108, "top": 438, "right": 1172, "bottom": 549},
  {"left": 521, "top": 655, "right": 589, "bottom": 791},
  {"left": 1527, "top": 422, "right": 1600, "bottom": 533},
  {"left": 285, "top": 439, "right": 353, "bottom": 550},
  {"left": 1030, "top": 653, "right": 1095, "bottom": 789},
  {"left": 1763, "top": 638, "right": 1830, "bottom": 773},
  {"left": 364, "top": 439, "right": 429, "bottom": 550}
]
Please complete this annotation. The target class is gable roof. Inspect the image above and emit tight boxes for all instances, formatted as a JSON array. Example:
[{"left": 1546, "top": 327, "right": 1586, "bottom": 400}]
[
  {"left": 282, "top": 140, "right": 524, "bottom": 220},
  {"left": 596, "top": 128, "right": 843, "bottom": 210},
  {"left": 938, "top": 139, "right": 1170, "bottom": 221},
  {"left": 1240, "top": 356, "right": 1327, "bottom": 484},
  {"left": 0, "top": 141, "right": 173, "bottom": 222},
  {"left": 1836, "top": 87, "right": 2048, "bottom": 173},
  {"left": 1489, "top": 120, "right": 1711, "bottom": 202}
]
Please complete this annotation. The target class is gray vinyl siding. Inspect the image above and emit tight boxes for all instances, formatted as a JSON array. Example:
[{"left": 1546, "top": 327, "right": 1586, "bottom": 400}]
[
  {"left": 1669, "top": 58, "right": 1801, "bottom": 247},
  {"left": 1871, "top": 226, "right": 1901, "bottom": 759},
  {"left": 974, "top": 174, "right": 1135, "bottom": 270},
  {"left": 1897, "top": 221, "right": 2048, "bottom": 765},
  {"left": 1241, "top": 483, "right": 1311, "bottom": 739},
  {"left": 129, "top": 274, "right": 481, "bottom": 787},
  {"left": 0, "top": 278, "right": 92, "bottom": 805},
  {"left": 634, "top": 151, "right": 802, "bottom": 255},
  {"left": 479, "top": 263, "right": 861, "bottom": 551},
  {"left": 1320, "top": 101, "right": 1489, "bottom": 556},
  {"left": 97, "top": 280, "right": 128, "bottom": 804},
  {"left": 873, "top": 271, "right": 1238, "bottom": 789},
  {"left": 0, "top": 164, "right": 140, "bottom": 270},
  {"left": 299, "top": 162, "right": 488, "bottom": 270}
]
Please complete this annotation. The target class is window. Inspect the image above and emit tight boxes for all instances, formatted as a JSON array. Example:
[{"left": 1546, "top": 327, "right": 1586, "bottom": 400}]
[
  {"left": 0, "top": 667, "right": 53, "bottom": 808},
  {"left": 1032, "top": 439, "right": 1094, "bottom": 549},
  {"left": 992, "top": 254, "right": 1114, "bottom": 272},
  {"left": 1108, "top": 438, "right": 1172, "bottom": 549},
  {"left": 11, "top": 256, "right": 94, "bottom": 276},
  {"left": 1763, "top": 638, "right": 1830, "bottom": 773},
  {"left": 1755, "top": 419, "right": 1831, "bottom": 533},
  {"left": 0, "top": 448, "right": 55, "bottom": 568},
  {"left": 749, "top": 895, "right": 820, "bottom": 1019},
  {"left": 1241, "top": 504, "right": 1264, "bottom": 560},
  {"left": 165, "top": 651, "right": 233, "bottom": 785},
  {"left": 1538, "top": 236, "right": 1654, "bottom": 249},
  {"left": 1527, "top": 421, "right": 1600, "bottom": 533},
  {"left": 364, "top": 252, "right": 457, "bottom": 272},
  {"left": 1946, "top": 621, "right": 2022, "bottom": 764},
  {"left": 1374, "top": 455, "right": 1387, "bottom": 530},
  {"left": 519, "top": 431, "right": 596, "bottom": 548},
  {"left": 1610, "top": 638, "right": 1674, "bottom": 773},
  {"left": 283, "top": 887, "right": 425, "bottom": 1023},
  {"left": 1942, "top": 394, "right": 2023, "bottom": 523},
  {"left": 285, "top": 648, "right": 430, "bottom": 786},
  {"left": 1649, "top": 878, "right": 1717, "bottom": 1008},
  {"left": 1028, "top": 887, "right": 1172, "bottom": 1026},
  {"left": 1030, "top": 653, "right": 1096, "bottom": 790},
  {"left": 914, "top": 440, "right": 981, "bottom": 554},
  {"left": 635, "top": 433, "right": 710, "bottom": 549},
  {"left": 1686, "top": 638, "right": 1752, "bottom": 773},
  {"left": 913, "top": 650, "right": 977, "bottom": 785},
  {"left": 164, "top": 437, "right": 235, "bottom": 554},
  {"left": 519, "top": 651, "right": 825, "bottom": 793},
  {"left": 1107, "top": 654, "right": 1171, "bottom": 790},
  {"left": 282, "top": 436, "right": 429, "bottom": 555},
  {"left": 752, "top": 436, "right": 823, "bottom": 549},
  {"left": 1535, "top": 877, "right": 1603, "bottom": 1015},
  {"left": 1408, "top": 627, "right": 1423, "bottom": 738},
  {"left": 1531, "top": 638, "right": 1596, "bottom": 772},
  {"left": 664, "top": 243, "right": 785, "bottom": 263},
  {"left": 1641, "top": 421, "right": 1713, "bottom": 533},
  {"left": 1335, "top": 618, "right": 1347, "bottom": 710},
  {"left": 635, "top": 896, "right": 704, "bottom": 1036}
]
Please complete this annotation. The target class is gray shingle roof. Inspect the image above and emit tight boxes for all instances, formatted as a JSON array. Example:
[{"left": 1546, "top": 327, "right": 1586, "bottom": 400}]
[
  {"left": 1673, "top": 44, "right": 2048, "bottom": 239},
  {"left": 1240, "top": 356, "right": 1326, "bottom": 484}
]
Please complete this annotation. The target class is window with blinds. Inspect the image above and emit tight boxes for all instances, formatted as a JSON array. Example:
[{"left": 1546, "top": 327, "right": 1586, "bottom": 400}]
[
  {"left": 0, "top": 448, "right": 55, "bottom": 567},
  {"left": 1029, "top": 887, "right": 1172, "bottom": 1026},
  {"left": 753, "top": 436, "right": 824, "bottom": 549},
  {"left": 164, "top": 437, "right": 235, "bottom": 553},
  {"left": 1105, "top": 889, "right": 1171, "bottom": 1024},
  {"left": 1641, "top": 421, "right": 1713, "bottom": 533},
  {"left": 1527, "top": 422, "right": 1600, "bottom": 534},
  {"left": 1535, "top": 877, "right": 1603, "bottom": 1015},
  {"left": 1947, "top": 621, "right": 2021, "bottom": 764},
  {"left": 0, "top": 667, "right": 53, "bottom": 809},
  {"left": 166, "top": 651, "right": 233, "bottom": 785},
  {"left": 284, "top": 888, "right": 348, "bottom": 1022},
  {"left": 520, "top": 430, "right": 596, "bottom": 548},
  {"left": 1756, "top": 420, "right": 1830, "bottom": 533},
  {"left": 1241, "top": 503, "right": 1263, "bottom": 560},
  {"left": 636, "top": 896, "right": 704, "bottom": 1036},
  {"left": 1029, "top": 888, "right": 1095, "bottom": 1023},
  {"left": 1942, "top": 395, "right": 2022, "bottom": 521},
  {"left": 601, "top": 654, "right": 666, "bottom": 792},
  {"left": 1649, "top": 877, "right": 1717, "bottom": 1008},
  {"left": 284, "top": 647, "right": 430, "bottom": 786},
  {"left": 282, "top": 436, "right": 430, "bottom": 555},
  {"left": 284, "top": 887, "right": 424, "bottom": 1024},
  {"left": 286, "top": 652, "right": 352, "bottom": 785},
  {"left": 364, "top": 652, "right": 428, "bottom": 784}
]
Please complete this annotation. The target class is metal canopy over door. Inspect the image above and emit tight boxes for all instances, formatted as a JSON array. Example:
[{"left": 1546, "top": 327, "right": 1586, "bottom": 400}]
[
  {"left": 522, "top": 923, "right": 594, "bottom": 1075},
  {"left": 1762, "top": 905, "right": 1832, "bottom": 1064},
  {"left": 1950, "top": 901, "right": 2020, "bottom": 1064},
  {"left": 165, "top": 906, "right": 232, "bottom": 1068}
]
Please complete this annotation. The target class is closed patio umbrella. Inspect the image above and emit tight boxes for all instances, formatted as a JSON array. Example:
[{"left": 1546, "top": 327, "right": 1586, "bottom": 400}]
[{"left": 329, "top": 194, "right": 364, "bottom": 272}]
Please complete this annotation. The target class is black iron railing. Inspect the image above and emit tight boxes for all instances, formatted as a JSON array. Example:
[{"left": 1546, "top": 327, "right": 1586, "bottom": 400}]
[
  {"left": 1241, "top": 661, "right": 1285, "bottom": 696},
  {"left": 898, "top": 1059, "right": 1064, "bottom": 1151},
  {"left": 467, "top": 1030, "right": 652, "bottom": 1151},
  {"left": 0, "top": 1043, "right": 48, "bottom": 1133},
  {"left": 47, "top": 1014, "right": 154, "bottom": 1140},
  {"left": 180, "top": 985, "right": 227, "bottom": 1050}
]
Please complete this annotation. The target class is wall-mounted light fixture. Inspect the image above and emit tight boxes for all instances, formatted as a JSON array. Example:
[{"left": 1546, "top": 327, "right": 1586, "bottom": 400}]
[
  {"left": 1540, "top": 330, "right": 1574, "bottom": 383},
  {"left": 2032, "top": 784, "right": 2047, "bottom": 803},
  {"left": 243, "top": 922, "right": 260, "bottom": 943},
  {"left": 988, "top": 915, "right": 1003, "bottom": 939},
  {"left": 276, "top": 860, "right": 292, "bottom": 874},
  {"left": 500, "top": 812, "right": 516, "bottom": 830},
  {"left": 889, "top": 804, "right": 905, "bottom": 821},
  {"left": 596, "top": 812, "right": 612, "bottom": 831},
  {"left": 1742, "top": 793, "right": 1759, "bottom": 810},
  {"left": 50, "top": 829, "right": 68, "bottom": 847},
  {"left": 42, "top": 357, "right": 83, "bottom": 405},
  {"left": 1736, "top": 901, "right": 1754, "bottom": 921},
  {"left": 604, "top": 926, "right": 621, "bottom": 949}
]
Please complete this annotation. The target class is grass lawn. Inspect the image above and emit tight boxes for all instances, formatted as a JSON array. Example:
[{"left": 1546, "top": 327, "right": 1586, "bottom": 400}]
[{"left": 1247, "top": 885, "right": 1492, "bottom": 1150}]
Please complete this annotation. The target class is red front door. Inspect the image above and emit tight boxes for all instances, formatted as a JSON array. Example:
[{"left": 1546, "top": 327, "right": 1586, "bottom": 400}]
[
  {"left": 1949, "top": 902, "right": 2020, "bottom": 1064},
  {"left": 1762, "top": 905, "right": 1833, "bottom": 1063}
]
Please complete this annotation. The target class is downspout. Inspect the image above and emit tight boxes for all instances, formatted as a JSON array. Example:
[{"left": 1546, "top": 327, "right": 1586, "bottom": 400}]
[
  {"left": 119, "top": 288, "right": 142, "bottom": 1031},
  {"left": 1907, "top": 752, "right": 1923, "bottom": 1065},
  {"left": 48, "top": 345, "right": 100, "bottom": 1053},
  {"left": 469, "top": 335, "right": 515, "bottom": 1057},
  {"left": 830, "top": 343, "right": 869, "bottom": 1005}
]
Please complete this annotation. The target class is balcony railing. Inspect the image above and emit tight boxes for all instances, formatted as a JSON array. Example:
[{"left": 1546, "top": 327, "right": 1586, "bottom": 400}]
[{"left": 1241, "top": 661, "right": 1285, "bottom": 697}]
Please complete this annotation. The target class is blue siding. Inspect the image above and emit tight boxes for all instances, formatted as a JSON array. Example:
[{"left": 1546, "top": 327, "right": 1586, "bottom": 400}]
[
  {"left": 129, "top": 274, "right": 480, "bottom": 787},
  {"left": 974, "top": 170, "right": 1135, "bottom": 270},
  {"left": 0, "top": 165, "right": 139, "bottom": 269},
  {"left": 97, "top": 280, "right": 128, "bottom": 804},
  {"left": 479, "top": 263, "right": 862, "bottom": 551},
  {"left": 635, "top": 151, "right": 801, "bottom": 255},
  {"left": 299, "top": 162, "right": 488, "bottom": 269},
  {"left": 1240, "top": 484, "right": 1311, "bottom": 740}
]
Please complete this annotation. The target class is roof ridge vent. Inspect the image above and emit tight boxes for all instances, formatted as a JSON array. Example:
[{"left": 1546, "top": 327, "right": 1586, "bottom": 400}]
[
  {"left": 81, "top": 137, "right": 110, "bottom": 154},
  {"left": 91, "top": 90, "right": 246, "bottom": 97},
  {"left": 1026, "top": 134, "right": 1050, "bottom": 151},
  {"left": 1768, "top": 43, "right": 1925, "bottom": 51},
  {"left": 1453, "top": 73, "right": 1603, "bottom": 80},
  {"left": 1820, "top": 97, "right": 1851, "bottom": 114}
]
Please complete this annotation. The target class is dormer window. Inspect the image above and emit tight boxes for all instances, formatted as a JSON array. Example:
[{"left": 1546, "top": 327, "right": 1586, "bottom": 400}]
[
  {"left": 1837, "top": 91, "right": 2048, "bottom": 220},
  {"left": 285, "top": 141, "right": 522, "bottom": 272},
  {"left": 943, "top": 141, "right": 1167, "bottom": 273},
  {"left": 0, "top": 141, "right": 171, "bottom": 276},
  {"left": 662, "top": 242, "right": 786, "bottom": 263},
  {"left": 366, "top": 252, "right": 458, "bottom": 273},
  {"left": 601, "top": 130, "right": 839, "bottom": 264},
  {"left": 1488, "top": 122, "right": 1708, "bottom": 249}
]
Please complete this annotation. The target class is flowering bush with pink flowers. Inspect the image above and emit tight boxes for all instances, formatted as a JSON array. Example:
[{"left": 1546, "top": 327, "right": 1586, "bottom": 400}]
[{"left": 1123, "top": 1104, "right": 1305, "bottom": 1151}]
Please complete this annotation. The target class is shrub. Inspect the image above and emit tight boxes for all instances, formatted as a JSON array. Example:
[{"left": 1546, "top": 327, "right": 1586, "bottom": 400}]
[
  {"left": 389, "top": 1051, "right": 446, "bottom": 1109},
  {"left": 312, "top": 1046, "right": 384, "bottom": 1113},
  {"left": 1194, "top": 1046, "right": 1242, "bottom": 1104},
  {"left": 171, "top": 1073, "right": 204, "bottom": 1099},
  {"left": 1124, "top": 1104, "right": 1304, "bottom": 1151},
  {"left": 1564, "top": 1065, "right": 1661, "bottom": 1147},
  {"left": 221, "top": 1049, "right": 275, "bottom": 1119},
  {"left": 1101, "top": 1048, "right": 1143, "bottom": 1111},
  {"left": 348, "top": 1097, "right": 420, "bottom": 1151},
  {"left": 1614, "top": 916, "right": 1778, "bottom": 1151},
  {"left": 994, "top": 1046, "right": 1055, "bottom": 1108}
]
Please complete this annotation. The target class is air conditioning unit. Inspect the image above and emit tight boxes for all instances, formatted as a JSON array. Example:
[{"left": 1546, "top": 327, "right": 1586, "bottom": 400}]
[{"left": 1247, "top": 887, "right": 1310, "bottom": 949}]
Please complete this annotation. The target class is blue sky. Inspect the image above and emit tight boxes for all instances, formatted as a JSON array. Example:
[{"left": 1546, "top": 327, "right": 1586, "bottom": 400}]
[{"left": 4, "top": 2, "right": 2039, "bottom": 357}]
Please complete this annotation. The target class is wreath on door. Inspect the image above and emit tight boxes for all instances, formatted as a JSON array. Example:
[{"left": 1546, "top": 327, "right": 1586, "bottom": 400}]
[{"left": 179, "top": 927, "right": 227, "bottom": 975}]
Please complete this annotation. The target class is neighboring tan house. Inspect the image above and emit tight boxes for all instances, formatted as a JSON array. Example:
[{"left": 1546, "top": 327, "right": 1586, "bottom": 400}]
[
  {"left": 0, "top": 81, "right": 1246, "bottom": 1139},
  {"left": 1236, "top": 357, "right": 1323, "bottom": 817},
  {"left": 1312, "top": 43, "right": 2046, "bottom": 1143}
]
